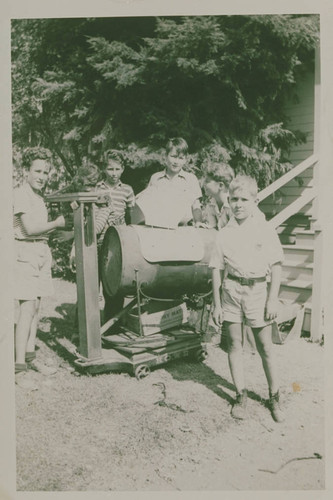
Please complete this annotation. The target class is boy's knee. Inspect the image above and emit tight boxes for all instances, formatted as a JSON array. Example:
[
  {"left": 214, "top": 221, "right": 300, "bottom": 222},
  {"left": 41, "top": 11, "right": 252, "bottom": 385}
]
[
  {"left": 255, "top": 336, "right": 272, "bottom": 358},
  {"left": 227, "top": 339, "right": 243, "bottom": 354}
]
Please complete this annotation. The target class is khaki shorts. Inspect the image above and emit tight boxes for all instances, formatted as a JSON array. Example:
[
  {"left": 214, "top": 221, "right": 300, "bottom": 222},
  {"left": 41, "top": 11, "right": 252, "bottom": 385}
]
[
  {"left": 222, "top": 278, "right": 271, "bottom": 328},
  {"left": 13, "top": 240, "right": 53, "bottom": 300}
]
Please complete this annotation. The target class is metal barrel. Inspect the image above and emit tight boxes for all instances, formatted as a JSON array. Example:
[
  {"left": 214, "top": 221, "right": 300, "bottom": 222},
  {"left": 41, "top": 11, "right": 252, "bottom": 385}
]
[{"left": 100, "top": 225, "right": 217, "bottom": 299}]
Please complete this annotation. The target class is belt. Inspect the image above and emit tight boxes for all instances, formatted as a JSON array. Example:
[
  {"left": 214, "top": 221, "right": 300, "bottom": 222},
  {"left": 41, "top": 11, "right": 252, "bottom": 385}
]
[
  {"left": 16, "top": 239, "right": 48, "bottom": 243},
  {"left": 227, "top": 274, "right": 266, "bottom": 286}
]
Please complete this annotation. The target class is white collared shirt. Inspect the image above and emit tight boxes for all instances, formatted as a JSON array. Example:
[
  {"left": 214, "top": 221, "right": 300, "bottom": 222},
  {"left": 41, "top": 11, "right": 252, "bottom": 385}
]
[
  {"left": 136, "top": 169, "right": 202, "bottom": 228},
  {"left": 209, "top": 212, "right": 283, "bottom": 278}
]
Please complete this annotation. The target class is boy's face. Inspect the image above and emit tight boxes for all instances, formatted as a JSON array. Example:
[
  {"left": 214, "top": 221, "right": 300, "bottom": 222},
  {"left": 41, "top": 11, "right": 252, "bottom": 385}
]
[
  {"left": 229, "top": 187, "right": 257, "bottom": 222},
  {"left": 166, "top": 148, "right": 187, "bottom": 176},
  {"left": 28, "top": 159, "right": 50, "bottom": 192},
  {"left": 105, "top": 159, "right": 124, "bottom": 186}
]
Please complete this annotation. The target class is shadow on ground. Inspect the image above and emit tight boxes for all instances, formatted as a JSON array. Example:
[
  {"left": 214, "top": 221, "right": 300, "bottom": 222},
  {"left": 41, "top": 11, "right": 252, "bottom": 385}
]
[{"left": 37, "top": 303, "right": 266, "bottom": 407}]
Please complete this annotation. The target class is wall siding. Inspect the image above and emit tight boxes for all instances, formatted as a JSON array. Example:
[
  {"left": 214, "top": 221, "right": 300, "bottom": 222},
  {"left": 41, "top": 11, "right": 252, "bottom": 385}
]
[{"left": 259, "top": 70, "right": 315, "bottom": 219}]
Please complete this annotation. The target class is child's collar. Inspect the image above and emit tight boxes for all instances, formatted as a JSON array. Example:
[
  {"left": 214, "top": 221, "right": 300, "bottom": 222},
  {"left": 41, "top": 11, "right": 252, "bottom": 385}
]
[{"left": 162, "top": 168, "right": 186, "bottom": 180}]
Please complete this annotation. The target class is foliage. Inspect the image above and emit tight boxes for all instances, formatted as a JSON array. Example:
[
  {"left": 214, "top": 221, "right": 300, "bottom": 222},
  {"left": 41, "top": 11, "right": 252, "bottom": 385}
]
[
  {"left": 11, "top": 14, "right": 319, "bottom": 277},
  {"left": 12, "top": 15, "right": 318, "bottom": 193}
]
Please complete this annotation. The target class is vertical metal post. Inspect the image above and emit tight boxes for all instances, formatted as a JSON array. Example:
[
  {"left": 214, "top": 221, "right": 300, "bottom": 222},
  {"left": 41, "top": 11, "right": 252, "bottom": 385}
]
[
  {"left": 135, "top": 269, "right": 144, "bottom": 337},
  {"left": 73, "top": 202, "right": 102, "bottom": 359},
  {"left": 310, "top": 44, "right": 324, "bottom": 342}
]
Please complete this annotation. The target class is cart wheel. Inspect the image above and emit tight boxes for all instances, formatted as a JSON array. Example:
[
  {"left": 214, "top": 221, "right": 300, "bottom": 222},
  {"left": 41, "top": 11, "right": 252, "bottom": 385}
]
[
  {"left": 194, "top": 348, "right": 208, "bottom": 363},
  {"left": 134, "top": 364, "right": 150, "bottom": 380}
]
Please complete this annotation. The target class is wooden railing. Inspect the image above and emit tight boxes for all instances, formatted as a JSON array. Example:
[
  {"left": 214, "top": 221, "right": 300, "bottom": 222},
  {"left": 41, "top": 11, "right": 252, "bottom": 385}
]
[
  {"left": 268, "top": 189, "right": 317, "bottom": 229},
  {"left": 258, "top": 153, "right": 318, "bottom": 228}
]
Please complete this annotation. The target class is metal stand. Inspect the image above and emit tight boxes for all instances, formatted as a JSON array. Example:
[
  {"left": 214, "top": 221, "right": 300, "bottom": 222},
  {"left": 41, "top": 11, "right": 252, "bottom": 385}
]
[
  {"left": 46, "top": 191, "right": 207, "bottom": 377},
  {"left": 47, "top": 191, "right": 105, "bottom": 361}
]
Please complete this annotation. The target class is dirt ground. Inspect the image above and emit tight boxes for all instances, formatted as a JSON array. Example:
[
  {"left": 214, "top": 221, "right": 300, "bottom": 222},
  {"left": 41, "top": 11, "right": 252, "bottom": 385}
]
[{"left": 15, "top": 278, "right": 325, "bottom": 491}]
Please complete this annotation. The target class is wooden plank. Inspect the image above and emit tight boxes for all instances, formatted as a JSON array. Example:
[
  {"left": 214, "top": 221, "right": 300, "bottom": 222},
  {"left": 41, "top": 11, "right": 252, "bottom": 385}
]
[
  {"left": 257, "top": 154, "right": 318, "bottom": 202},
  {"left": 73, "top": 203, "right": 102, "bottom": 360},
  {"left": 268, "top": 189, "right": 316, "bottom": 228}
]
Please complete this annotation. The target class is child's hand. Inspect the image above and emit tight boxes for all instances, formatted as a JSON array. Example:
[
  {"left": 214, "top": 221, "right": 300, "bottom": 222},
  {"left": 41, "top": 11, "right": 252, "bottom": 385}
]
[
  {"left": 265, "top": 298, "right": 279, "bottom": 321},
  {"left": 54, "top": 230, "right": 74, "bottom": 243},
  {"left": 212, "top": 305, "right": 223, "bottom": 327},
  {"left": 194, "top": 221, "right": 208, "bottom": 228},
  {"left": 69, "top": 246, "right": 76, "bottom": 273},
  {"left": 55, "top": 215, "right": 66, "bottom": 228}
]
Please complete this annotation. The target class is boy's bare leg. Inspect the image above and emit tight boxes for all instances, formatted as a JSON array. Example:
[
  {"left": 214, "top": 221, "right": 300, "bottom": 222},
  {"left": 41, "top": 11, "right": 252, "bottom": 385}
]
[
  {"left": 15, "top": 299, "right": 36, "bottom": 365},
  {"left": 26, "top": 297, "right": 41, "bottom": 353},
  {"left": 225, "top": 321, "right": 245, "bottom": 393},
  {"left": 252, "top": 324, "right": 284, "bottom": 422},
  {"left": 252, "top": 325, "right": 278, "bottom": 394}
]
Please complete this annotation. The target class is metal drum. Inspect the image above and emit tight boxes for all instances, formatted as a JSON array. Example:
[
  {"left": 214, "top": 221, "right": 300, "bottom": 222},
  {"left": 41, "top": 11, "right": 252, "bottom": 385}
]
[{"left": 100, "top": 225, "right": 217, "bottom": 299}]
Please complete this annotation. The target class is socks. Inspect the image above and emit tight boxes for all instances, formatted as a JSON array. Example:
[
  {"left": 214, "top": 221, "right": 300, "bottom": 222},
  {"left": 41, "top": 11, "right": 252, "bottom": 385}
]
[
  {"left": 15, "top": 363, "right": 27, "bottom": 374},
  {"left": 25, "top": 351, "right": 36, "bottom": 363}
]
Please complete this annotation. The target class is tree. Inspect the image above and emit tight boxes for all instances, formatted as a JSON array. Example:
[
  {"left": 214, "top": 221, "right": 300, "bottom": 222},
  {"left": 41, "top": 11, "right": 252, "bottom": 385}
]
[{"left": 11, "top": 14, "right": 319, "bottom": 190}]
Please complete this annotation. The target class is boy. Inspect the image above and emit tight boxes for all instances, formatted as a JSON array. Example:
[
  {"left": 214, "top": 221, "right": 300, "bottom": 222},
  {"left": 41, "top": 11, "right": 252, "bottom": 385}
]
[
  {"left": 201, "top": 162, "right": 235, "bottom": 229},
  {"left": 136, "top": 137, "right": 203, "bottom": 228},
  {"left": 96, "top": 149, "right": 135, "bottom": 240},
  {"left": 96, "top": 150, "right": 135, "bottom": 319},
  {"left": 210, "top": 175, "right": 284, "bottom": 422},
  {"left": 65, "top": 163, "right": 115, "bottom": 269},
  {"left": 13, "top": 148, "right": 67, "bottom": 386}
]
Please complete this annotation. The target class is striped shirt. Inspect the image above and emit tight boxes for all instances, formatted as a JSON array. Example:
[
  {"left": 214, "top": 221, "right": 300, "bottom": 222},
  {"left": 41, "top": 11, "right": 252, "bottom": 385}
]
[
  {"left": 96, "top": 180, "right": 135, "bottom": 241},
  {"left": 13, "top": 183, "right": 48, "bottom": 241}
]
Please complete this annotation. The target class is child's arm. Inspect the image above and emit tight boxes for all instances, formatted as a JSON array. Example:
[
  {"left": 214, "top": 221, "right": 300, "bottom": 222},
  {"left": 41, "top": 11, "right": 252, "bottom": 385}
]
[
  {"left": 95, "top": 204, "right": 114, "bottom": 235},
  {"left": 20, "top": 213, "right": 65, "bottom": 236},
  {"left": 192, "top": 198, "right": 203, "bottom": 226},
  {"left": 212, "top": 268, "right": 224, "bottom": 326},
  {"left": 265, "top": 262, "right": 282, "bottom": 321},
  {"left": 125, "top": 186, "right": 136, "bottom": 225}
]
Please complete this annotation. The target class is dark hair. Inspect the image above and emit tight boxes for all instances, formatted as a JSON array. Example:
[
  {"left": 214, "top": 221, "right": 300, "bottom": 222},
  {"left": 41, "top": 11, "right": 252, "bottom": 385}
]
[
  {"left": 166, "top": 137, "right": 188, "bottom": 155},
  {"left": 205, "top": 162, "right": 235, "bottom": 187},
  {"left": 105, "top": 149, "right": 125, "bottom": 167},
  {"left": 72, "top": 163, "right": 100, "bottom": 191},
  {"left": 22, "top": 147, "right": 52, "bottom": 169}
]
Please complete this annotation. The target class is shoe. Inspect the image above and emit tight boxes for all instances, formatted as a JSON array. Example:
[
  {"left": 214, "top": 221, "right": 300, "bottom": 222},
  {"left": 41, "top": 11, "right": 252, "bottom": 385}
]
[
  {"left": 15, "top": 371, "right": 38, "bottom": 391},
  {"left": 268, "top": 390, "right": 285, "bottom": 423},
  {"left": 28, "top": 359, "right": 58, "bottom": 376},
  {"left": 231, "top": 389, "right": 247, "bottom": 420}
]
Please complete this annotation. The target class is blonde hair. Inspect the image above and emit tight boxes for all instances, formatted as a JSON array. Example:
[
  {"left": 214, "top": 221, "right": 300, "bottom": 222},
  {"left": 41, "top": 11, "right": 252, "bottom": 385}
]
[{"left": 229, "top": 175, "right": 258, "bottom": 198}]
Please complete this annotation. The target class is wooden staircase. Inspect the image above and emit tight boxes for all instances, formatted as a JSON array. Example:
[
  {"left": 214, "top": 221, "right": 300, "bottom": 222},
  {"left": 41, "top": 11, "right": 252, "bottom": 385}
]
[
  {"left": 258, "top": 154, "right": 322, "bottom": 338},
  {"left": 277, "top": 216, "right": 315, "bottom": 333}
]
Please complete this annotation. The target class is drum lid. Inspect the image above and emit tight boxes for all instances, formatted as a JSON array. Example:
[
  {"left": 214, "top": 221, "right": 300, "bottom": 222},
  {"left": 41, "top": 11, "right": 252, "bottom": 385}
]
[{"left": 132, "top": 225, "right": 204, "bottom": 263}]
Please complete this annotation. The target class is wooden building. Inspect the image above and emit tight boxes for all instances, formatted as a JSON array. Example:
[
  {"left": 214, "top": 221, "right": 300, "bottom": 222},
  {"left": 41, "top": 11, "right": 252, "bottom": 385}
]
[{"left": 258, "top": 46, "right": 326, "bottom": 341}]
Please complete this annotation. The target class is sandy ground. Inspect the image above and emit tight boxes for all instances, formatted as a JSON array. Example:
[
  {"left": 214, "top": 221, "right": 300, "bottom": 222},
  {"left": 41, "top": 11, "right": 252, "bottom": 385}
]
[{"left": 15, "top": 279, "right": 325, "bottom": 491}]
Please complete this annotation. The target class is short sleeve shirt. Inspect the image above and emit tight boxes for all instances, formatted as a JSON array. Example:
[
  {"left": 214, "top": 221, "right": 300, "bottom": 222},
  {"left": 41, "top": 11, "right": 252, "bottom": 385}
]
[
  {"left": 209, "top": 212, "right": 283, "bottom": 278},
  {"left": 96, "top": 180, "right": 135, "bottom": 241},
  {"left": 202, "top": 198, "right": 233, "bottom": 230},
  {"left": 13, "top": 183, "right": 48, "bottom": 241},
  {"left": 136, "top": 169, "right": 202, "bottom": 228}
]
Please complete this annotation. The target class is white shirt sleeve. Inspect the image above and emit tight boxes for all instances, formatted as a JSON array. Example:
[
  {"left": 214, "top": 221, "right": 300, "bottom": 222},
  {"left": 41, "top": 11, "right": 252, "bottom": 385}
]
[
  {"left": 209, "top": 232, "right": 225, "bottom": 270},
  {"left": 264, "top": 223, "right": 284, "bottom": 267}
]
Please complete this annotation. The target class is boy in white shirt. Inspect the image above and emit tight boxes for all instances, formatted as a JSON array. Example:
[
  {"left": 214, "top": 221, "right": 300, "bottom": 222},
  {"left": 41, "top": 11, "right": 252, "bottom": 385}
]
[
  {"left": 136, "top": 137, "right": 202, "bottom": 228},
  {"left": 210, "top": 175, "right": 284, "bottom": 422}
]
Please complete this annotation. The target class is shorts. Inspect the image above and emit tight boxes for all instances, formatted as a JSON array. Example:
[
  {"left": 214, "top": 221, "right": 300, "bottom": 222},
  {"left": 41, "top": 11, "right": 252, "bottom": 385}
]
[
  {"left": 221, "top": 277, "right": 271, "bottom": 328},
  {"left": 13, "top": 240, "right": 54, "bottom": 300}
]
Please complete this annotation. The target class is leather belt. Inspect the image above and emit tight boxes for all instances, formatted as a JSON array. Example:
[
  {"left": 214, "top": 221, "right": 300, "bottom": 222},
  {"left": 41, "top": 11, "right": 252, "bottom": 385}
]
[
  {"left": 16, "top": 239, "right": 47, "bottom": 243},
  {"left": 227, "top": 274, "right": 266, "bottom": 286}
]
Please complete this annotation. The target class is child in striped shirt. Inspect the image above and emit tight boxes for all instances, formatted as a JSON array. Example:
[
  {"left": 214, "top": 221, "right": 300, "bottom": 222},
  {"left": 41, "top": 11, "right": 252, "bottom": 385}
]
[
  {"left": 96, "top": 150, "right": 135, "bottom": 320},
  {"left": 96, "top": 149, "right": 135, "bottom": 242}
]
